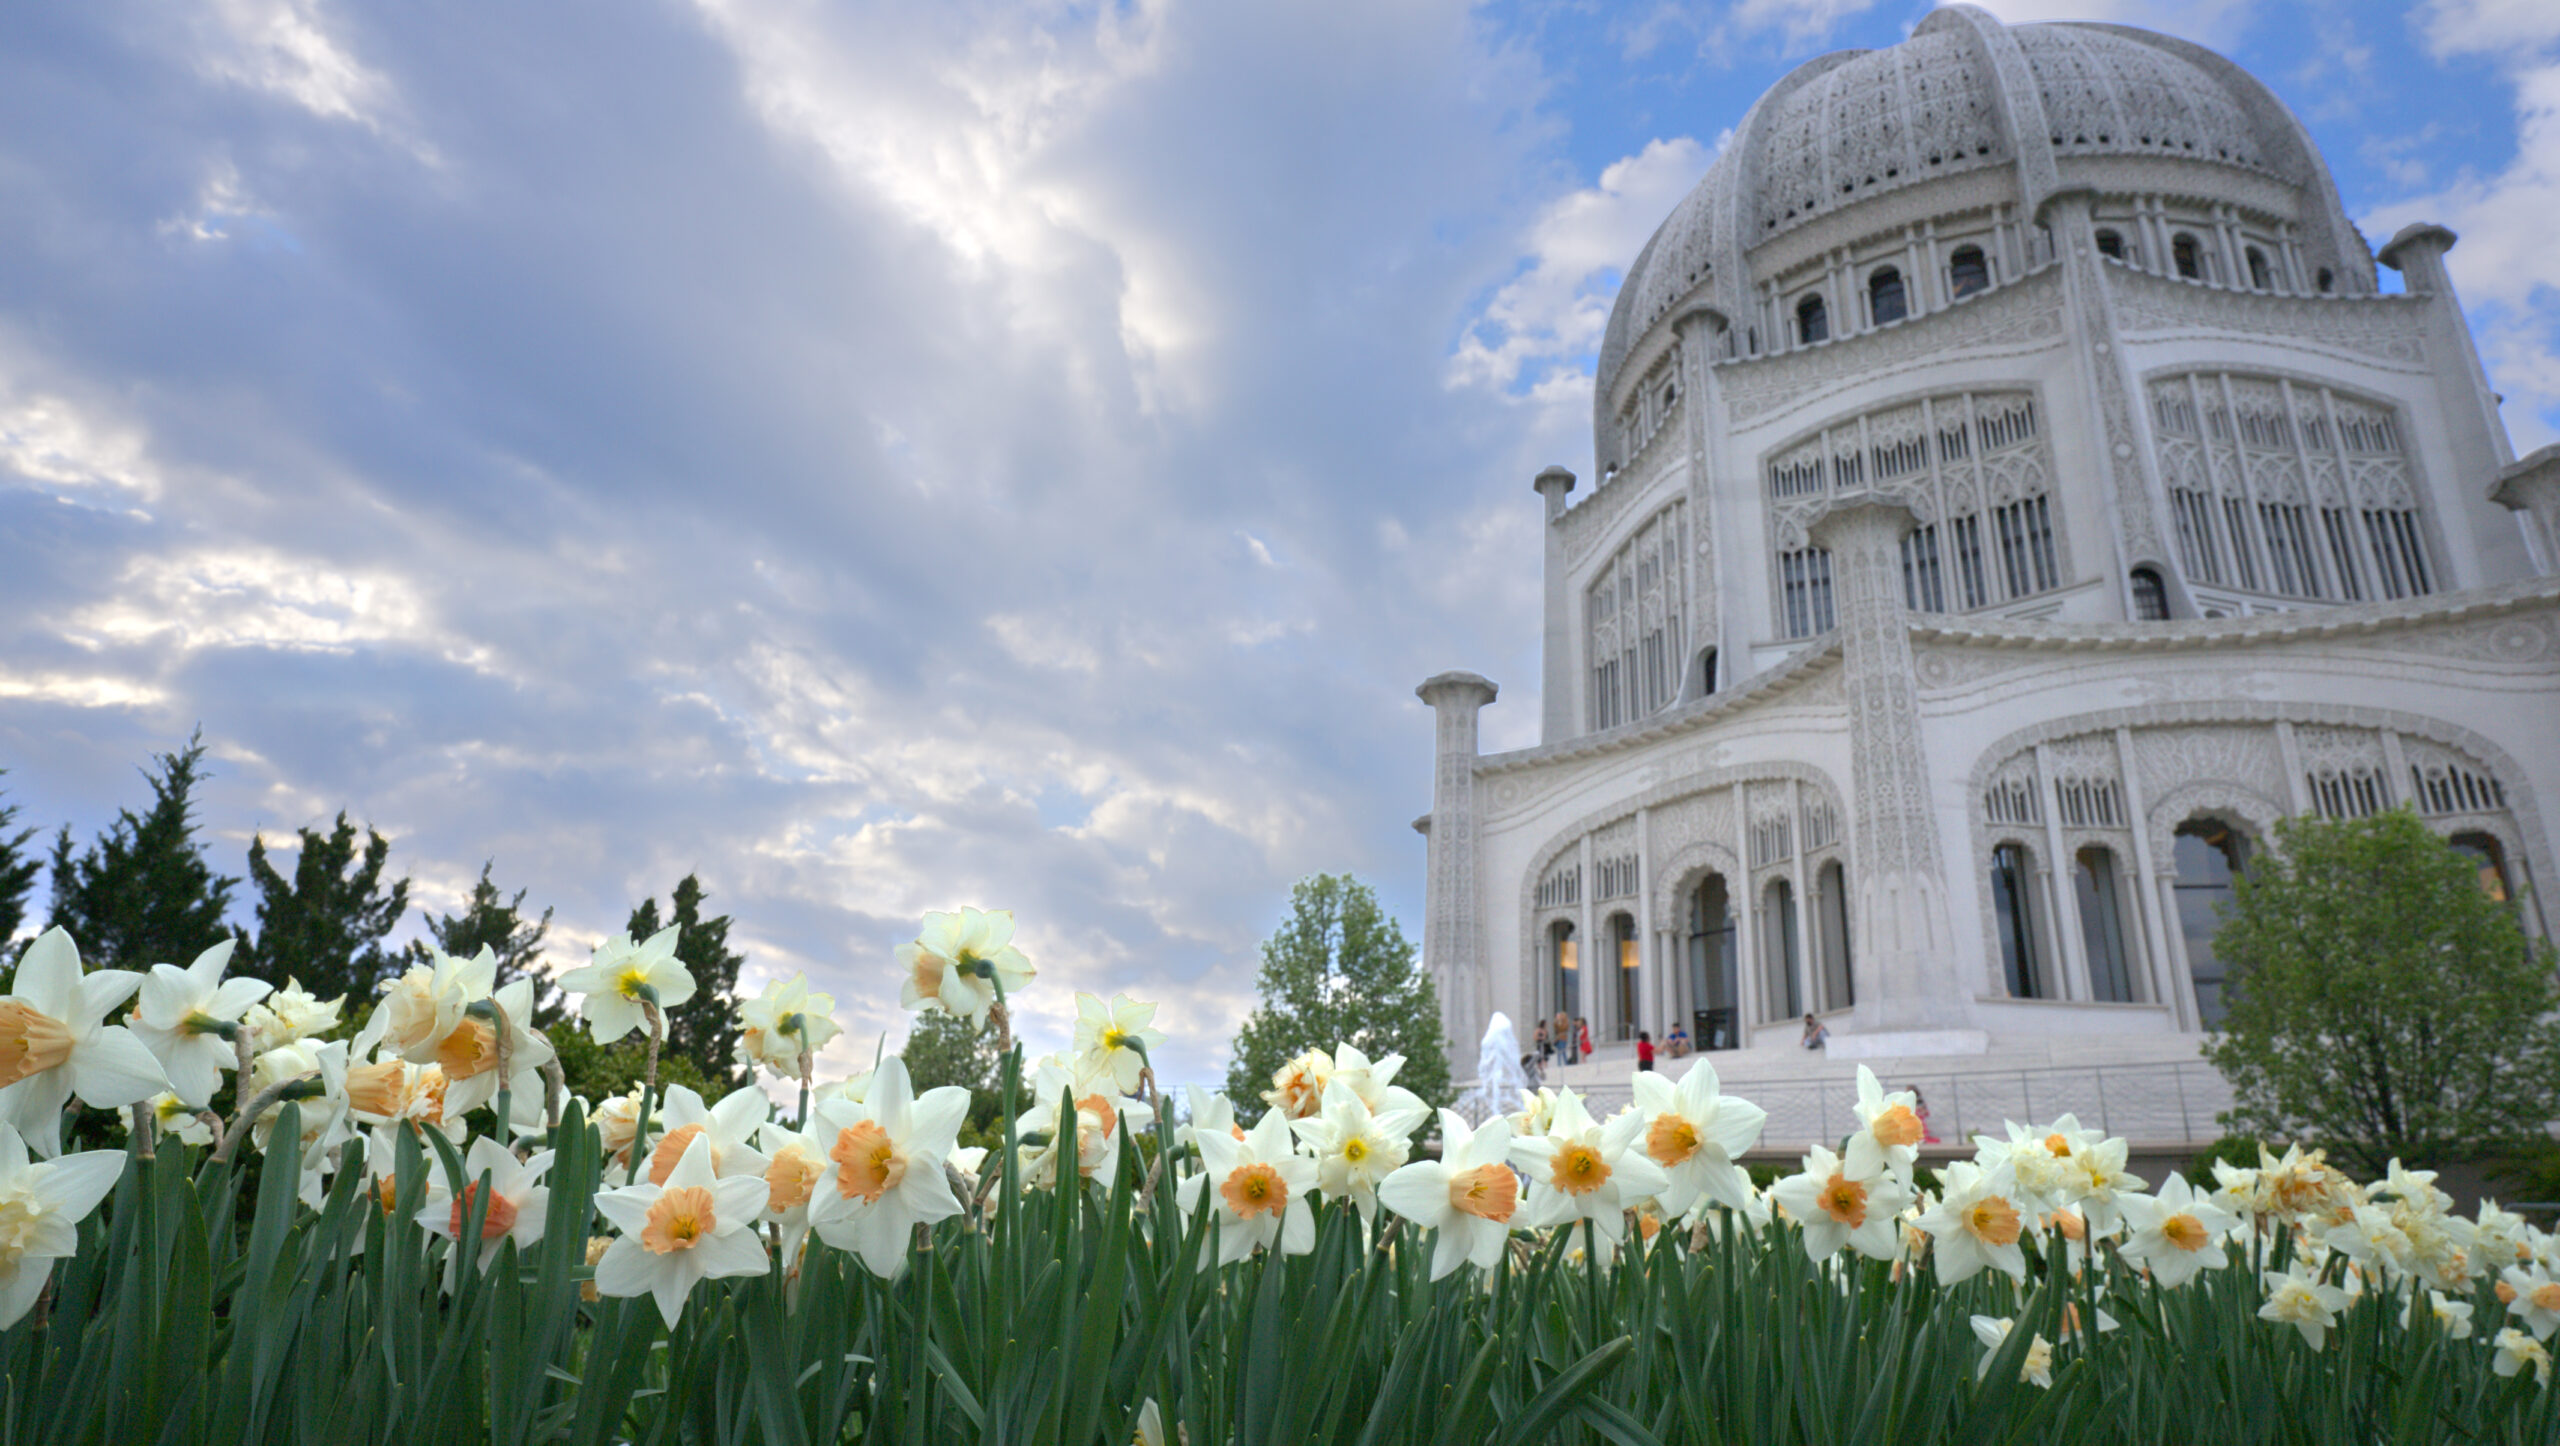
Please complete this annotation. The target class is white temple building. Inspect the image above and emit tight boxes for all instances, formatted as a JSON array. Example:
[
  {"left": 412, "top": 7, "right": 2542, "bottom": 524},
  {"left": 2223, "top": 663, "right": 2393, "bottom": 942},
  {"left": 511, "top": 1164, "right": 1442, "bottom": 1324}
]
[{"left": 1415, "top": 7, "right": 2560, "bottom": 1125}]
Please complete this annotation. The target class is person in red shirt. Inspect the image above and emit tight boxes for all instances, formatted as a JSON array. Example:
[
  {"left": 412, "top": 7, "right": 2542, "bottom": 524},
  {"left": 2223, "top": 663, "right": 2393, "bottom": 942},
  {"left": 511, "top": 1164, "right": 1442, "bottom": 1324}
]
[
  {"left": 1636, "top": 1031, "right": 1656, "bottom": 1072},
  {"left": 1575, "top": 1017, "right": 1591, "bottom": 1061}
]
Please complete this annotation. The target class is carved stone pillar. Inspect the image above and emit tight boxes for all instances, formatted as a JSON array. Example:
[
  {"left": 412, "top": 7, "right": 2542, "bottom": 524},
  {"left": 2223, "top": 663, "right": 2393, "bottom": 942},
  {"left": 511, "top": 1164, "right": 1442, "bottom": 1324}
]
[
  {"left": 1534, "top": 468, "right": 1577, "bottom": 743},
  {"left": 1806, "top": 500, "right": 1970, "bottom": 1036},
  {"left": 1417, "top": 671, "right": 1498, "bottom": 1071}
]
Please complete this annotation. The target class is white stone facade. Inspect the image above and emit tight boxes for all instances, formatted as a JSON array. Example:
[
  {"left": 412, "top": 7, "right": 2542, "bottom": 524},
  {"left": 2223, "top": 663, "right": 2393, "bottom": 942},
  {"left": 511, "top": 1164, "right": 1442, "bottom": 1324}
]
[{"left": 1417, "top": 6, "right": 2560, "bottom": 1078}]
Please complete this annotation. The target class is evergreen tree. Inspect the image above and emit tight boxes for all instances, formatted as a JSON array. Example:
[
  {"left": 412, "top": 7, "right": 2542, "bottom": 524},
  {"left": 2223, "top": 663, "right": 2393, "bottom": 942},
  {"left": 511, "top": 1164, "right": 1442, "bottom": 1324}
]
[
  {"left": 2202, "top": 808, "right": 2560, "bottom": 1175},
  {"left": 235, "top": 813, "right": 412, "bottom": 1008},
  {"left": 0, "top": 770, "right": 40, "bottom": 951},
  {"left": 546, "top": 1019, "right": 711, "bottom": 1104},
  {"left": 417, "top": 861, "right": 560, "bottom": 1025},
  {"left": 1224, "top": 874, "right": 1450, "bottom": 1117},
  {"left": 902, "top": 1008, "right": 1005, "bottom": 1131},
  {"left": 627, "top": 875, "right": 746, "bottom": 1093},
  {"left": 46, "top": 733, "right": 236, "bottom": 971}
]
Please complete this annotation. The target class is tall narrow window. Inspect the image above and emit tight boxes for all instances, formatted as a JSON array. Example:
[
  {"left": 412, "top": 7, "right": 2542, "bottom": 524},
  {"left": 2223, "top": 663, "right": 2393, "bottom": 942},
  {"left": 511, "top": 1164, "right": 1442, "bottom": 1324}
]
[
  {"left": 1612, "top": 914, "right": 1640, "bottom": 1042},
  {"left": 1994, "top": 496, "right": 2058, "bottom": 597},
  {"left": 1778, "top": 548, "right": 1836, "bottom": 638},
  {"left": 1990, "top": 843, "right": 2045, "bottom": 999},
  {"left": 2173, "top": 820, "right": 2249, "bottom": 1028},
  {"left": 2316, "top": 267, "right": 2334, "bottom": 293},
  {"left": 1948, "top": 514, "right": 1989, "bottom": 608},
  {"left": 1690, "top": 647, "right": 1719, "bottom": 698},
  {"left": 1815, "top": 861, "right": 1854, "bottom": 1011},
  {"left": 2094, "top": 228, "right": 2125, "bottom": 260},
  {"left": 1902, "top": 527, "right": 1947, "bottom": 612},
  {"left": 1948, "top": 246, "right": 1990, "bottom": 298},
  {"left": 1765, "top": 880, "right": 1802, "bottom": 1020},
  {"left": 1551, "top": 921, "right": 1579, "bottom": 1026},
  {"left": 2075, "top": 846, "right": 2136, "bottom": 1003},
  {"left": 1868, "top": 267, "right": 1907, "bottom": 326},
  {"left": 1688, "top": 877, "right": 1739, "bottom": 1050},
  {"left": 2172, "top": 233, "right": 2202, "bottom": 279},
  {"left": 2246, "top": 247, "right": 2271, "bottom": 290},
  {"left": 1796, "top": 294, "right": 1829, "bottom": 345},
  {"left": 2130, "top": 566, "right": 2170, "bottom": 620}
]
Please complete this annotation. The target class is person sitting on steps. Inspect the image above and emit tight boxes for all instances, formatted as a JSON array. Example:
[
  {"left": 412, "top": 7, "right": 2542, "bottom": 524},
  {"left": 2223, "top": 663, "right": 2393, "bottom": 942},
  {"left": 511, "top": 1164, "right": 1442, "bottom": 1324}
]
[{"left": 1801, "top": 1013, "right": 1829, "bottom": 1050}]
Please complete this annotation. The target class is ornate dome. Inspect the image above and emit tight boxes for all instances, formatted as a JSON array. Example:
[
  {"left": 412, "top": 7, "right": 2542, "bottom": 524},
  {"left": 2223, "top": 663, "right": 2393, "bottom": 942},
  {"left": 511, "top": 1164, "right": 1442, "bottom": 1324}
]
[{"left": 1592, "top": 5, "right": 2365, "bottom": 443}]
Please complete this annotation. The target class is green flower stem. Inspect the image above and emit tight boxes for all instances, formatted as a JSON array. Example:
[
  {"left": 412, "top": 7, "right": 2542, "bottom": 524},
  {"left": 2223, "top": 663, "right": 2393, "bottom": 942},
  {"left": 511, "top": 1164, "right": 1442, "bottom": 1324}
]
[{"left": 626, "top": 1000, "right": 665, "bottom": 1186}]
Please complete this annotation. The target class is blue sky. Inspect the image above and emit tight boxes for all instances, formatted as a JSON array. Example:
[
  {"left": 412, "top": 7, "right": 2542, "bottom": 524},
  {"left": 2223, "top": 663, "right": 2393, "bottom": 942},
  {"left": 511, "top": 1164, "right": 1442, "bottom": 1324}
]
[{"left": 3, "top": 0, "right": 2554, "bottom": 1086}]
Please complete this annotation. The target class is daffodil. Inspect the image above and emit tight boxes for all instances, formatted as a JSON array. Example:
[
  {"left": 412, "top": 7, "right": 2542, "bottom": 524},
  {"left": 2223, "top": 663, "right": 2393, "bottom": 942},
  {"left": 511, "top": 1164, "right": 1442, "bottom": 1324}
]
[
  {"left": 0, "top": 1121, "right": 128, "bottom": 1327},
  {"left": 240, "top": 977, "right": 343, "bottom": 1050},
  {"left": 2258, "top": 1262, "right": 2351, "bottom": 1350},
  {"left": 592, "top": 1132, "right": 772, "bottom": 1326},
  {"left": 431, "top": 979, "right": 557, "bottom": 1123},
  {"left": 1015, "top": 1059, "right": 1151, "bottom": 1193},
  {"left": 1327, "top": 1044, "right": 1430, "bottom": 1123},
  {"left": 1378, "top": 1110, "right": 1520, "bottom": 1279},
  {"left": 1070, "top": 992, "right": 1165, "bottom": 1095},
  {"left": 0, "top": 929, "right": 170, "bottom": 1157},
  {"left": 1913, "top": 1160, "right": 2029, "bottom": 1284},
  {"left": 2493, "top": 1326, "right": 2553, "bottom": 1384},
  {"left": 414, "top": 1136, "right": 554, "bottom": 1278},
  {"left": 1505, "top": 1087, "right": 1670, "bottom": 1261},
  {"left": 1290, "top": 1078, "right": 1423, "bottom": 1220},
  {"left": 1845, "top": 1065, "right": 1924, "bottom": 1180},
  {"left": 1628, "top": 1061, "right": 1765, "bottom": 1218},
  {"left": 248, "top": 1039, "right": 354, "bottom": 1206},
  {"left": 754, "top": 1118, "right": 831, "bottom": 1268},
  {"left": 128, "top": 939, "right": 270, "bottom": 1108},
  {"left": 2116, "top": 1173, "right": 2240, "bottom": 1289},
  {"left": 641, "top": 1084, "right": 774, "bottom": 1187},
  {"left": 807, "top": 1057, "right": 970, "bottom": 1279},
  {"left": 735, "top": 972, "right": 841, "bottom": 1080},
  {"left": 2401, "top": 1288, "right": 2475, "bottom": 1340},
  {"left": 2502, "top": 1263, "right": 2560, "bottom": 1340},
  {"left": 343, "top": 1058, "right": 464, "bottom": 1141},
  {"left": 1178, "top": 1109, "right": 1319, "bottom": 1266},
  {"left": 356, "top": 946, "right": 497, "bottom": 1064},
  {"left": 895, "top": 908, "right": 1032, "bottom": 1026},
  {"left": 137, "top": 1091, "right": 214, "bottom": 1147},
  {"left": 1767, "top": 1142, "right": 1913, "bottom": 1263},
  {"left": 557, "top": 926, "right": 694, "bottom": 1044},
  {"left": 1263, "top": 1048, "right": 1333, "bottom": 1121},
  {"left": 1969, "top": 1316, "right": 2053, "bottom": 1388},
  {"left": 1177, "top": 1085, "right": 1242, "bottom": 1155}
]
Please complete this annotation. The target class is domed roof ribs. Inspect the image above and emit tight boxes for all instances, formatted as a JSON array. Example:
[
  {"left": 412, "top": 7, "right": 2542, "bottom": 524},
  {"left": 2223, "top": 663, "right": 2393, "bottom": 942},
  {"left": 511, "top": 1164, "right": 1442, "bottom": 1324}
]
[{"left": 1926, "top": 5, "right": 2061, "bottom": 219}]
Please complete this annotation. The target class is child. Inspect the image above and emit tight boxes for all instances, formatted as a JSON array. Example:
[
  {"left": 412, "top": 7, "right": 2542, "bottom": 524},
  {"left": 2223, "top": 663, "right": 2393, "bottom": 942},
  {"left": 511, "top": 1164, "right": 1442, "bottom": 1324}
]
[{"left": 1636, "top": 1030, "right": 1656, "bottom": 1072}]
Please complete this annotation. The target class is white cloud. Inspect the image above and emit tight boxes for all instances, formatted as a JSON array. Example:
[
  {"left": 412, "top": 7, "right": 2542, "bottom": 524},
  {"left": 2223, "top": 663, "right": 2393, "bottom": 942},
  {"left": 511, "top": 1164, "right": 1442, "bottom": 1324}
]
[
  {"left": 2417, "top": 0, "right": 2560, "bottom": 59},
  {"left": 190, "top": 0, "right": 395, "bottom": 131}
]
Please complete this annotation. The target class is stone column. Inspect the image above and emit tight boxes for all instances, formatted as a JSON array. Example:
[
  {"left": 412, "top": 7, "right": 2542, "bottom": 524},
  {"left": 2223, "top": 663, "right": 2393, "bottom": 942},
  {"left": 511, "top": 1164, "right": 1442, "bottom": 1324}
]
[
  {"left": 1417, "top": 671, "right": 1498, "bottom": 1074},
  {"left": 1806, "top": 499, "right": 1969, "bottom": 1035},
  {"left": 2380, "top": 223, "right": 2519, "bottom": 585},
  {"left": 1534, "top": 468, "right": 1577, "bottom": 744},
  {"left": 2493, "top": 445, "right": 2560, "bottom": 577}
]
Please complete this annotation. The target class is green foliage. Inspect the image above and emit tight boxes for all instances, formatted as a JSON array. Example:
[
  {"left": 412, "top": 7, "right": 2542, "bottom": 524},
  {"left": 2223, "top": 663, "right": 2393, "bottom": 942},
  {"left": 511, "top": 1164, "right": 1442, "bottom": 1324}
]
[
  {"left": 0, "top": 769, "right": 39, "bottom": 950},
  {"left": 415, "top": 860, "right": 560, "bottom": 1025},
  {"left": 1226, "top": 874, "right": 1450, "bottom": 1116},
  {"left": 2184, "top": 1133, "right": 2266, "bottom": 1190},
  {"left": 903, "top": 1008, "right": 1007, "bottom": 1130},
  {"left": 627, "top": 875, "right": 746, "bottom": 1093},
  {"left": 234, "top": 813, "right": 412, "bottom": 1007},
  {"left": 2201, "top": 808, "right": 2560, "bottom": 1176},
  {"left": 2488, "top": 1140, "right": 2560, "bottom": 1207},
  {"left": 44, "top": 732, "right": 236, "bottom": 971},
  {"left": 546, "top": 1018, "right": 710, "bottom": 1103}
]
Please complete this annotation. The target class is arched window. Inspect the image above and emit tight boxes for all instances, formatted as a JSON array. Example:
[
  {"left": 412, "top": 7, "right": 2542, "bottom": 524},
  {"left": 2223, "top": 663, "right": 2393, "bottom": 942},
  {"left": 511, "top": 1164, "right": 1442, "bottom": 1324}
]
[
  {"left": 2094, "top": 228, "right": 2126, "bottom": 261},
  {"left": 1796, "top": 294, "right": 1829, "bottom": 345},
  {"left": 1990, "top": 843, "right": 2047, "bottom": 998},
  {"left": 1690, "top": 647, "right": 1719, "bottom": 698},
  {"left": 1765, "top": 879, "right": 1803, "bottom": 1020},
  {"left": 2449, "top": 831, "right": 2513, "bottom": 904},
  {"left": 1612, "top": 913, "right": 1640, "bottom": 1041},
  {"left": 1948, "top": 245, "right": 1991, "bottom": 298},
  {"left": 1550, "top": 920, "right": 1579, "bottom": 1026},
  {"left": 2172, "top": 233, "right": 2202, "bottom": 280},
  {"left": 1815, "top": 860, "right": 1855, "bottom": 1010},
  {"left": 1869, "top": 266, "right": 1907, "bottom": 326},
  {"left": 2316, "top": 268, "right": 2335, "bottom": 294},
  {"left": 2173, "top": 819, "right": 2251, "bottom": 1027},
  {"left": 2075, "top": 846, "right": 2136, "bottom": 1003},
  {"left": 2130, "top": 566, "right": 2170, "bottom": 621},
  {"left": 1687, "top": 876, "right": 1739, "bottom": 1051},
  {"left": 2246, "top": 246, "right": 2271, "bottom": 290},
  {"left": 1747, "top": 325, "right": 1759, "bottom": 355}
]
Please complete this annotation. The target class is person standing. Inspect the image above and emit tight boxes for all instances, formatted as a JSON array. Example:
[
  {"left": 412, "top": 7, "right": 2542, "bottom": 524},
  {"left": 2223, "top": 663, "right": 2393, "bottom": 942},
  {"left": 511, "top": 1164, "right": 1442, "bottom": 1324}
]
[
  {"left": 1554, "top": 1010, "right": 1574, "bottom": 1066},
  {"left": 1533, "top": 1019, "right": 1552, "bottom": 1071},
  {"left": 1636, "top": 1031, "right": 1656, "bottom": 1072},
  {"left": 1575, "top": 1016, "right": 1592, "bottom": 1062}
]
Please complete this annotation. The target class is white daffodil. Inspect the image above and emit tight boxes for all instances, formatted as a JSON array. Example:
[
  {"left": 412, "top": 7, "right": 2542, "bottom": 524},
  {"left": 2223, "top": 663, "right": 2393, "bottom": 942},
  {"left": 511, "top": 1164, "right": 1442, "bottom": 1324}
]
[
  {"left": 415, "top": 1136, "right": 554, "bottom": 1278},
  {"left": 1912, "top": 1160, "right": 2029, "bottom": 1285},
  {"left": 1178, "top": 1109, "right": 1319, "bottom": 1266},
  {"left": 2053, "top": 1132, "right": 2144, "bottom": 1237},
  {"left": 1969, "top": 1316, "right": 2054, "bottom": 1388},
  {"left": 2116, "top": 1173, "right": 2240, "bottom": 1289},
  {"left": 1263, "top": 1048, "right": 1333, "bottom": 1121},
  {"left": 1844, "top": 1065, "right": 1925, "bottom": 1180},
  {"left": 1767, "top": 1142, "right": 1914, "bottom": 1264},
  {"left": 0, "top": 929, "right": 170, "bottom": 1158},
  {"left": 895, "top": 908, "right": 1032, "bottom": 1026},
  {"left": 2258, "top": 1262, "right": 2352, "bottom": 1351},
  {"left": 344, "top": 1058, "right": 463, "bottom": 1141},
  {"left": 2502, "top": 1263, "right": 2560, "bottom": 1340},
  {"left": 813, "top": 1068, "right": 875, "bottom": 1109},
  {"left": 1178, "top": 1085, "right": 1242, "bottom": 1156},
  {"left": 1970, "top": 1119, "right": 2088, "bottom": 1214},
  {"left": 2494, "top": 1327, "right": 2554, "bottom": 1384},
  {"left": 1133, "top": 1399, "right": 1167, "bottom": 1446},
  {"left": 592, "top": 1087, "right": 646, "bottom": 1168},
  {"left": 1290, "top": 1078, "right": 1423, "bottom": 1220},
  {"left": 641, "top": 1084, "right": 774, "bottom": 1187},
  {"left": 1509, "top": 1088, "right": 1559, "bottom": 1139},
  {"left": 1015, "top": 1059, "right": 1151, "bottom": 1194},
  {"left": 139, "top": 1091, "right": 215, "bottom": 1147},
  {"left": 128, "top": 939, "right": 270, "bottom": 1108},
  {"left": 593, "top": 1133, "right": 772, "bottom": 1326},
  {"left": 240, "top": 977, "right": 343, "bottom": 1050},
  {"left": 0, "top": 1120, "right": 129, "bottom": 1327},
  {"left": 2401, "top": 1288, "right": 2475, "bottom": 1340},
  {"left": 1378, "top": 1110, "right": 1520, "bottom": 1280},
  {"left": 807, "top": 1057, "right": 970, "bottom": 1279},
  {"left": 248, "top": 1040, "right": 353, "bottom": 1206},
  {"left": 557, "top": 926, "right": 694, "bottom": 1044},
  {"left": 1328, "top": 1044, "right": 1430, "bottom": 1122},
  {"left": 1069, "top": 992, "right": 1166, "bottom": 1096},
  {"left": 754, "top": 1118, "right": 831, "bottom": 1269},
  {"left": 1506, "top": 1088, "right": 1670, "bottom": 1262},
  {"left": 356, "top": 947, "right": 497, "bottom": 1065},
  {"left": 430, "top": 979, "right": 556, "bottom": 1123},
  {"left": 1628, "top": 1061, "right": 1766, "bottom": 1219},
  {"left": 735, "top": 973, "right": 841, "bottom": 1080}
]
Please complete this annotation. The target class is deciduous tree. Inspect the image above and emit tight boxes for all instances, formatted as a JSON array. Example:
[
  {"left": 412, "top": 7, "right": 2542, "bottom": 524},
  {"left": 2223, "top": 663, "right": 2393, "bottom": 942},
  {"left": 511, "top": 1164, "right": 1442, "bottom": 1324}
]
[{"left": 1225, "top": 874, "right": 1449, "bottom": 1117}]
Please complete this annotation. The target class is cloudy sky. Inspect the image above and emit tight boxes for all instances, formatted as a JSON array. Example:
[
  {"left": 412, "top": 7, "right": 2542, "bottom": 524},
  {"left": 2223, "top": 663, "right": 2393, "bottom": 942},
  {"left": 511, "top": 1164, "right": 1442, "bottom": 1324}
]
[{"left": 3, "top": 0, "right": 2554, "bottom": 1085}]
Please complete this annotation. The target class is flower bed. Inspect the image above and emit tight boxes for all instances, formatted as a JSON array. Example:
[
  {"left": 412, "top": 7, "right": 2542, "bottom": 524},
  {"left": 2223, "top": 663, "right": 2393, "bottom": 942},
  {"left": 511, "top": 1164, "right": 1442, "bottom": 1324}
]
[{"left": 0, "top": 912, "right": 2554, "bottom": 1444}]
